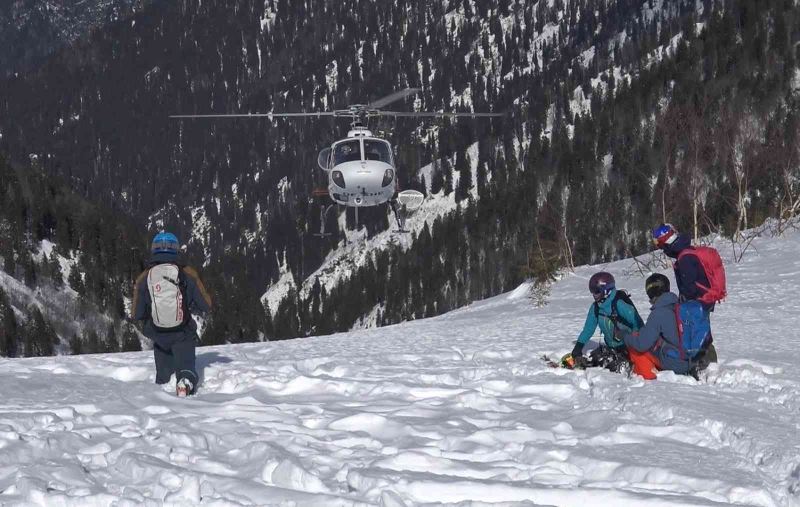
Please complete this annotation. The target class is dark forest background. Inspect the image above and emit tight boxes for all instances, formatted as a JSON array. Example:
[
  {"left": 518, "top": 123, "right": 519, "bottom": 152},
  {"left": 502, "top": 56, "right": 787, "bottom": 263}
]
[{"left": 2, "top": 0, "right": 800, "bottom": 355}]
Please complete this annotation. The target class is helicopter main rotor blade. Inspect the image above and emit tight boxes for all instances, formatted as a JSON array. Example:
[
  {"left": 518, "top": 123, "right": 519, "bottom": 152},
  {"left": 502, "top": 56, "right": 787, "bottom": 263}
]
[
  {"left": 376, "top": 111, "right": 505, "bottom": 118},
  {"left": 169, "top": 112, "right": 337, "bottom": 119},
  {"left": 366, "top": 88, "right": 421, "bottom": 109}
]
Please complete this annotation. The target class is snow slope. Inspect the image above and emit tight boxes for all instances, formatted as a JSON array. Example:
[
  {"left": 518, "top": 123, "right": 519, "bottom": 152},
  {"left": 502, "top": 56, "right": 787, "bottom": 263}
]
[{"left": 2, "top": 228, "right": 800, "bottom": 506}]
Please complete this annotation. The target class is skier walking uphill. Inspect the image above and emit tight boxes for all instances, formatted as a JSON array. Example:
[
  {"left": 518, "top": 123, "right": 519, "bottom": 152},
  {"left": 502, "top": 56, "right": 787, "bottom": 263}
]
[
  {"left": 132, "top": 232, "right": 212, "bottom": 397},
  {"left": 651, "top": 224, "right": 722, "bottom": 363},
  {"left": 562, "top": 272, "right": 644, "bottom": 371}
]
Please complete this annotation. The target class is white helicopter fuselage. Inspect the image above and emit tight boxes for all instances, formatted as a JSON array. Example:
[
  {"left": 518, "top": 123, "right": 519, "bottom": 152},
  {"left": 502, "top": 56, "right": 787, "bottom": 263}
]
[
  {"left": 328, "top": 159, "right": 395, "bottom": 207},
  {"left": 319, "top": 130, "right": 396, "bottom": 207}
]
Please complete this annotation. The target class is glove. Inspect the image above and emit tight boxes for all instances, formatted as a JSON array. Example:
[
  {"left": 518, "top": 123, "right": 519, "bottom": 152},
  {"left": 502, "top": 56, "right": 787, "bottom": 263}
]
[
  {"left": 560, "top": 353, "right": 587, "bottom": 370},
  {"left": 561, "top": 342, "right": 586, "bottom": 370},
  {"left": 614, "top": 326, "right": 626, "bottom": 341},
  {"left": 560, "top": 353, "right": 577, "bottom": 369}
]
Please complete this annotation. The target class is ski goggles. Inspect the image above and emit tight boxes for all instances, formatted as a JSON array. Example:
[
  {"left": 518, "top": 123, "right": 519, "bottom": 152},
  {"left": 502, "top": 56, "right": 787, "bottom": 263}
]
[
  {"left": 592, "top": 289, "right": 611, "bottom": 302},
  {"left": 152, "top": 239, "right": 179, "bottom": 254}
]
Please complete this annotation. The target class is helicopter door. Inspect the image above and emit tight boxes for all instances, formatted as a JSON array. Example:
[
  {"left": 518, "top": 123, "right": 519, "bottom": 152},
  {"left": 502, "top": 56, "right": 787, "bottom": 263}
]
[{"left": 317, "top": 147, "right": 332, "bottom": 171}]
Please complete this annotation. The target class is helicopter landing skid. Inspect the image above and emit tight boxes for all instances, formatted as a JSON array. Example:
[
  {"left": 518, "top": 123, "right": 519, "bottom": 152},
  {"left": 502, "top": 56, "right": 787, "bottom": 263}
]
[
  {"left": 313, "top": 203, "right": 335, "bottom": 237},
  {"left": 390, "top": 200, "right": 410, "bottom": 233}
]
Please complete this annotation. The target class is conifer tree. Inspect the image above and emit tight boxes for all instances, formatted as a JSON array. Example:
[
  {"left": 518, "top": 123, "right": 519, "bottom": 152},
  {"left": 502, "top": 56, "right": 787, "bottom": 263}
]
[
  {"left": 49, "top": 251, "right": 64, "bottom": 288},
  {"left": 121, "top": 323, "right": 141, "bottom": 352},
  {"left": 23, "top": 306, "right": 56, "bottom": 357},
  {"left": 455, "top": 150, "right": 472, "bottom": 202},
  {"left": 83, "top": 329, "right": 100, "bottom": 354},
  {"left": 2, "top": 246, "right": 15, "bottom": 275},
  {"left": 68, "top": 267, "right": 85, "bottom": 295},
  {"left": 430, "top": 160, "right": 444, "bottom": 195},
  {"left": 0, "top": 288, "right": 18, "bottom": 357},
  {"left": 262, "top": 305, "right": 274, "bottom": 341},
  {"left": 22, "top": 253, "right": 37, "bottom": 287},
  {"left": 103, "top": 324, "right": 119, "bottom": 353},
  {"left": 69, "top": 333, "right": 82, "bottom": 355}
]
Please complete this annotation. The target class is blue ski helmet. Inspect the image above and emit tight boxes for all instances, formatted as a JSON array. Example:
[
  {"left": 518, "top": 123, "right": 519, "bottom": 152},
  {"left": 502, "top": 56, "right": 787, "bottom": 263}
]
[
  {"left": 151, "top": 231, "right": 179, "bottom": 255},
  {"left": 589, "top": 272, "right": 615, "bottom": 302}
]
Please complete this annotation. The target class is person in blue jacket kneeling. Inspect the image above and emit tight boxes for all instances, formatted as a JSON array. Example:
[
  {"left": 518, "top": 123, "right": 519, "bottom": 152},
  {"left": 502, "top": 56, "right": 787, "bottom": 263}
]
[{"left": 618, "top": 273, "right": 691, "bottom": 380}]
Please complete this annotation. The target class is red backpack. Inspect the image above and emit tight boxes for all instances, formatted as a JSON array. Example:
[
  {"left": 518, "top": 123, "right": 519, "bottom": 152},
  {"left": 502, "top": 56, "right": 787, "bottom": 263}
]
[{"left": 677, "top": 246, "right": 727, "bottom": 305}]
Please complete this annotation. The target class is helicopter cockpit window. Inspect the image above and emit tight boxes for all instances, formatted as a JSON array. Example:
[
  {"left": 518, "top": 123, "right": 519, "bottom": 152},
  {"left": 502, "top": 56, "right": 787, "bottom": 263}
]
[
  {"left": 333, "top": 140, "right": 362, "bottom": 165},
  {"left": 363, "top": 140, "right": 392, "bottom": 164}
]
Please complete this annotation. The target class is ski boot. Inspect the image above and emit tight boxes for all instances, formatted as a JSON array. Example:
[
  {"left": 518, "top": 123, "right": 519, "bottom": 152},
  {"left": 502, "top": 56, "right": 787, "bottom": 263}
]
[
  {"left": 176, "top": 378, "right": 193, "bottom": 398},
  {"left": 688, "top": 342, "right": 718, "bottom": 380}
]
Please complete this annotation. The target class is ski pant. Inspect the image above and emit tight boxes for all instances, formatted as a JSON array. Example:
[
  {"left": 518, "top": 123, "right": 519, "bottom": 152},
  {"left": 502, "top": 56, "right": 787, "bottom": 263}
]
[
  {"left": 153, "top": 332, "right": 198, "bottom": 390},
  {"left": 629, "top": 348, "right": 661, "bottom": 380}
]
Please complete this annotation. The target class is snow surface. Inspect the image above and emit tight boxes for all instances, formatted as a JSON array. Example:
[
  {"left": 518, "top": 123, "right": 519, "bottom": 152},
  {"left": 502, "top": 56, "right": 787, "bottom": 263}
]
[{"left": 3, "top": 229, "right": 800, "bottom": 506}]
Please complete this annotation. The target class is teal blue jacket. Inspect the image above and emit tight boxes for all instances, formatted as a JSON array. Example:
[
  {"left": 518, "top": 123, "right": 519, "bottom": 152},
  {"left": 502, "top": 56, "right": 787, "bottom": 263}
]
[{"left": 577, "top": 289, "right": 642, "bottom": 349}]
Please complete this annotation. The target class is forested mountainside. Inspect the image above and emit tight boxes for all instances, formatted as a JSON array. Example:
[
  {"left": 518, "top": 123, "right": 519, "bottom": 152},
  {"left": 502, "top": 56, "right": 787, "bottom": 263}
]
[
  {"left": 2, "top": 0, "right": 800, "bottom": 352},
  {"left": 0, "top": 0, "right": 151, "bottom": 78},
  {"left": 0, "top": 155, "right": 145, "bottom": 357},
  {"left": 0, "top": 151, "right": 258, "bottom": 356}
]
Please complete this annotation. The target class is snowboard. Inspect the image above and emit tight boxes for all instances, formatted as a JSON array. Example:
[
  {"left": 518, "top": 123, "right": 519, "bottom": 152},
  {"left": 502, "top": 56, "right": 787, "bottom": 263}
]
[{"left": 542, "top": 352, "right": 632, "bottom": 376}]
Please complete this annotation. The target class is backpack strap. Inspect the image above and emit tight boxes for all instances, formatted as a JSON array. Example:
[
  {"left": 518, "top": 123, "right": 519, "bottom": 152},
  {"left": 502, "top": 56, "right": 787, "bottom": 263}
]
[
  {"left": 176, "top": 268, "right": 189, "bottom": 322},
  {"left": 614, "top": 290, "right": 644, "bottom": 329},
  {"left": 595, "top": 295, "right": 620, "bottom": 327},
  {"left": 595, "top": 291, "right": 640, "bottom": 330},
  {"left": 674, "top": 303, "right": 686, "bottom": 361}
]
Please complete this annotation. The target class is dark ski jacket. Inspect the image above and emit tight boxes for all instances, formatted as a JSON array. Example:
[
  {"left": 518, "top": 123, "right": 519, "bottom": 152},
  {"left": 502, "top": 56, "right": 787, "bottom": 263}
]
[
  {"left": 621, "top": 292, "right": 689, "bottom": 375},
  {"left": 662, "top": 234, "right": 711, "bottom": 306},
  {"left": 131, "top": 253, "right": 212, "bottom": 344}
]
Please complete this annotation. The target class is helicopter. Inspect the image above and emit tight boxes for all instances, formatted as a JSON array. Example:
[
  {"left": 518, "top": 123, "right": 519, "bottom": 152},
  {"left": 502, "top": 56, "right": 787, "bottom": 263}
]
[{"left": 171, "top": 88, "right": 503, "bottom": 235}]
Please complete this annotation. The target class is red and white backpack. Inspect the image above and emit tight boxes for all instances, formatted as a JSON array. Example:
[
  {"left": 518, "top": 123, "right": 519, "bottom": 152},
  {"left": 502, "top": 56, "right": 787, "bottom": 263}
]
[{"left": 147, "top": 264, "right": 188, "bottom": 330}]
